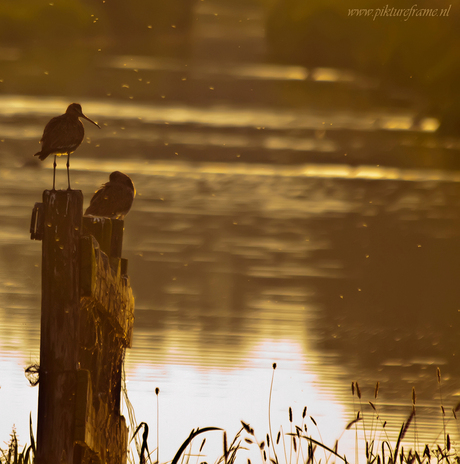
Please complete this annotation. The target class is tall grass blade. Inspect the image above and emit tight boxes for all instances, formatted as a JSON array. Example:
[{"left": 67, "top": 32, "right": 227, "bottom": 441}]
[
  {"left": 223, "top": 431, "right": 228, "bottom": 464},
  {"left": 423, "top": 444, "right": 430, "bottom": 459},
  {"left": 131, "top": 422, "right": 150, "bottom": 464},
  {"left": 156, "top": 387, "right": 160, "bottom": 464},
  {"left": 23, "top": 446, "right": 31, "bottom": 464},
  {"left": 268, "top": 364, "right": 278, "bottom": 464},
  {"left": 299, "top": 435, "right": 347, "bottom": 462},
  {"left": 171, "top": 427, "right": 223, "bottom": 464},
  {"left": 393, "top": 422, "right": 405, "bottom": 463},
  {"left": 345, "top": 417, "right": 362, "bottom": 430},
  {"left": 29, "top": 413, "right": 35, "bottom": 459}
]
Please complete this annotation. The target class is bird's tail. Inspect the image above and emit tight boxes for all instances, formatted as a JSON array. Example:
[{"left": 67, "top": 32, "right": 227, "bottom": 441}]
[{"left": 34, "top": 151, "right": 48, "bottom": 160}]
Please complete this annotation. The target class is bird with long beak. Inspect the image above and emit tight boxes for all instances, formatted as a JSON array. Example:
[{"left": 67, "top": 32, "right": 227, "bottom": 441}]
[{"left": 34, "top": 103, "right": 100, "bottom": 190}]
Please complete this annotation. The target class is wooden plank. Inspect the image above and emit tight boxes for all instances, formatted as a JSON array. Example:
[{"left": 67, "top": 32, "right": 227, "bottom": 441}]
[
  {"left": 110, "top": 219, "right": 124, "bottom": 259},
  {"left": 80, "top": 235, "right": 134, "bottom": 346},
  {"left": 82, "top": 216, "right": 113, "bottom": 257},
  {"left": 30, "top": 202, "right": 44, "bottom": 240},
  {"left": 80, "top": 235, "right": 98, "bottom": 297},
  {"left": 36, "top": 189, "right": 83, "bottom": 464},
  {"left": 74, "top": 369, "right": 97, "bottom": 449}
]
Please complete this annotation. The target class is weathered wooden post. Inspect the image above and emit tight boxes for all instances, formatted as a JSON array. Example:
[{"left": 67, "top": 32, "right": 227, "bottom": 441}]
[{"left": 30, "top": 189, "right": 135, "bottom": 464}]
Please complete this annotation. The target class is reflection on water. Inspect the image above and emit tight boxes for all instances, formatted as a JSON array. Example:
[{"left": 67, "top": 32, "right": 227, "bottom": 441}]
[
  {"left": 0, "top": 94, "right": 438, "bottom": 133},
  {"left": 101, "top": 55, "right": 311, "bottom": 82},
  {"left": 0, "top": 97, "right": 459, "bottom": 459}
]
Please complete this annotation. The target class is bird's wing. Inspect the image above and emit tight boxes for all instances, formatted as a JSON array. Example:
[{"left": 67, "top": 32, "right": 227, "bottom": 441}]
[
  {"left": 112, "top": 183, "right": 135, "bottom": 218},
  {"left": 41, "top": 115, "right": 84, "bottom": 153},
  {"left": 85, "top": 183, "right": 112, "bottom": 216},
  {"left": 85, "top": 182, "right": 134, "bottom": 218}
]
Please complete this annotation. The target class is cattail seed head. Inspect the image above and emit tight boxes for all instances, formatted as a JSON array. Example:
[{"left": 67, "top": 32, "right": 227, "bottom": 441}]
[{"left": 241, "top": 421, "right": 252, "bottom": 434}]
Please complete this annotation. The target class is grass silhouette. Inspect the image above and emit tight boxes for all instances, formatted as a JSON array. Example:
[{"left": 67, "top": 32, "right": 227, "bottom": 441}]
[
  {"left": 3, "top": 366, "right": 459, "bottom": 464},
  {"left": 124, "top": 365, "right": 460, "bottom": 464}
]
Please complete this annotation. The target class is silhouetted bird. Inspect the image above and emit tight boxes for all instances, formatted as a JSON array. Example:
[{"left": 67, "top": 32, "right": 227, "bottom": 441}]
[
  {"left": 34, "top": 103, "right": 100, "bottom": 190},
  {"left": 85, "top": 171, "right": 135, "bottom": 220}
]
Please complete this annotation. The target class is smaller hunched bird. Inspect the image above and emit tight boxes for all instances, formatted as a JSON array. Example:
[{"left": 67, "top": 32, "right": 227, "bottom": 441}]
[
  {"left": 85, "top": 171, "right": 135, "bottom": 220},
  {"left": 34, "top": 103, "right": 100, "bottom": 190}
]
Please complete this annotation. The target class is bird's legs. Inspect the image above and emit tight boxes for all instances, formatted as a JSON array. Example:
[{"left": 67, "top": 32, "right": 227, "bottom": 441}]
[
  {"left": 53, "top": 155, "right": 57, "bottom": 191},
  {"left": 67, "top": 152, "right": 71, "bottom": 190}
]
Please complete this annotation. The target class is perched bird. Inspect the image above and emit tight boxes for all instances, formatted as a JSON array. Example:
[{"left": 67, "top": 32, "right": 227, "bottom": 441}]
[
  {"left": 34, "top": 103, "right": 100, "bottom": 190},
  {"left": 85, "top": 171, "right": 135, "bottom": 220}
]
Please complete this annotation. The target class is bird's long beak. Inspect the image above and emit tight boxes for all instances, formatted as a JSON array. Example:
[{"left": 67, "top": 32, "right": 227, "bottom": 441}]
[{"left": 82, "top": 114, "right": 101, "bottom": 128}]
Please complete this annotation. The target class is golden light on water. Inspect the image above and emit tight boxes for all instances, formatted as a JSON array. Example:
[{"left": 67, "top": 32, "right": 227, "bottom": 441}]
[
  {"left": 420, "top": 117, "right": 440, "bottom": 132},
  {"left": 101, "top": 56, "right": 310, "bottom": 81},
  {"left": 0, "top": 149, "right": 458, "bottom": 458},
  {"left": 0, "top": 95, "right": 440, "bottom": 134},
  {"left": 124, "top": 338, "right": 348, "bottom": 462},
  {"left": 311, "top": 68, "right": 355, "bottom": 83},
  {"left": 70, "top": 158, "right": 460, "bottom": 184},
  {"left": 378, "top": 116, "right": 413, "bottom": 130}
]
